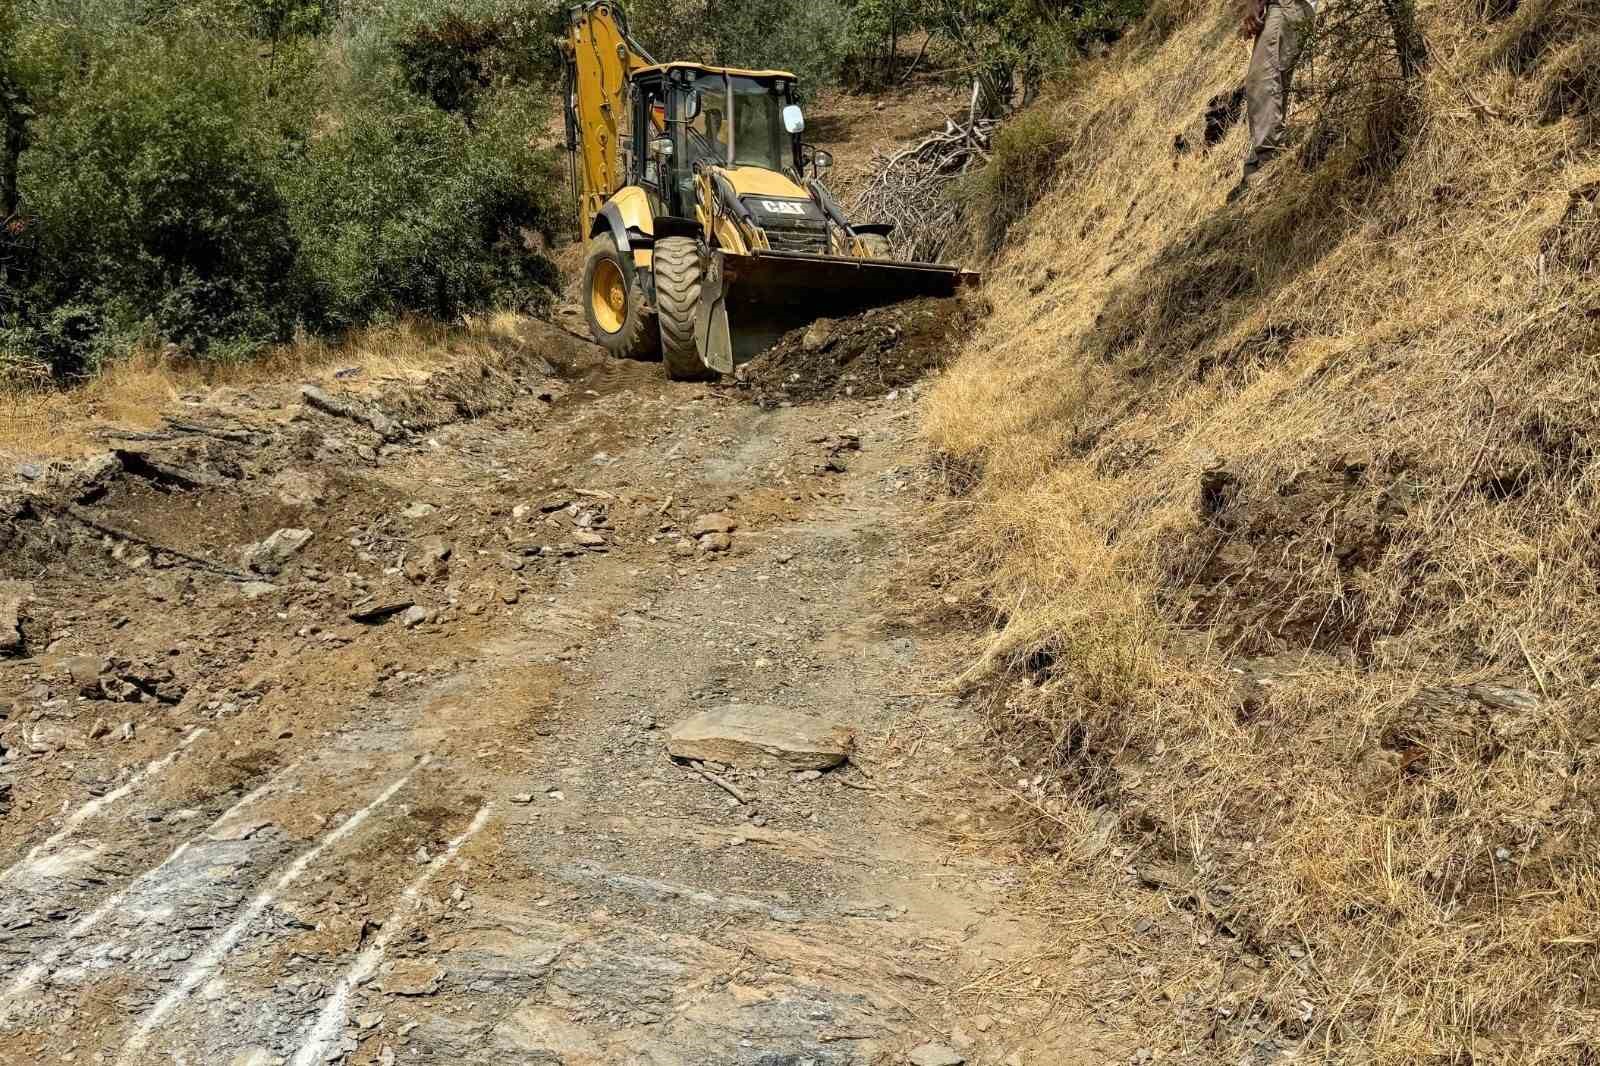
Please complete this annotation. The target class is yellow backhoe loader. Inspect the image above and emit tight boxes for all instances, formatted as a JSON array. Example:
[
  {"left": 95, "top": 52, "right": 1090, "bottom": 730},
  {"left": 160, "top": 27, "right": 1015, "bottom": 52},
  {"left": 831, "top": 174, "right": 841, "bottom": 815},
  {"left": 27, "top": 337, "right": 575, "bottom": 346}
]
[{"left": 557, "top": 0, "right": 976, "bottom": 379}]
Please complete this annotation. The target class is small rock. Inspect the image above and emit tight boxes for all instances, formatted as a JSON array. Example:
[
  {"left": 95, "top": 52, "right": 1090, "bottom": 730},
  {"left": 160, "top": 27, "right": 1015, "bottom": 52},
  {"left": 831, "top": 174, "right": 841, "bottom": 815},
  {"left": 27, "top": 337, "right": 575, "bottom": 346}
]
[
  {"left": 802, "top": 319, "right": 836, "bottom": 353},
  {"left": 1003, "top": 1054, "right": 1024, "bottom": 1066},
  {"left": 698, "top": 531, "right": 732, "bottom": 553},
  {"left": 88, "top": 718, "right": 111, "bottom": 741},
  {"left": 15, "top": 462, "right": 43, "bottom": 481},
  {"left": 120, "top": 721, "right": 135, "bottom": 741},
  {"left": 376, "top": 959, "right": 443, "bottom": 997},
  {"left": 667, "top": 704, "right": 853, "bottom": 771},
  {"left": 691, "top": 512, "right": 738, "bottom": 536},
  {"left": 26, "top": 723, "right": 85, "bottom": 754},
  {"left": 239, "top": 581, "right": 278, "bottom": 601},
  {"left": 400, "top": 605, "right": 432, "bottom": 628},
  {"left": 791, "top": 770, "right": 823, "bottom": 783},
  {"left": 510, "top": 793, "right": 535, "bottom": 804},
  {"left": 271, "top": 469, "right": 326, "bottom": 507},
  {"left": 670, "top": 539, "right": 696, "bottom": 558},
  {"left": 573, "top": 530, "right": 607, "bottom": 548},
  {"left": 401, "top": 502, "right": 437, "bottom": 519},
  {"left": 240, "top": 528, "right": 313, "bottom": 576},
  {"left": 907, "top": 1043, "right": 964, "bottom": 1066},
  {"left": 349, "top": 597, "right": 415, "bottom": 623},
  {"left": 404, "top": 535, "right": 454, "bottom": 583},
  {"left": 63, "top": 653, "right": 106, "bottom": 696},
  {"left": 499, "top": 586, "right": 520, "bottom": 605}
]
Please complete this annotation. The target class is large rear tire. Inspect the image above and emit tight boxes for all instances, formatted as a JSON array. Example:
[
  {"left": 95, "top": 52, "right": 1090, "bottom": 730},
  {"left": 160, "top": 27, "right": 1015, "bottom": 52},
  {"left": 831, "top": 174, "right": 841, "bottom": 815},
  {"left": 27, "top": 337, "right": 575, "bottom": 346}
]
[
  {"left": 858, "top": 232, "right": 893, "bottom": 259},
  {"left": 653, "top": 236, "right": 714, "bottom": 381},
  {"left": 582, "top": 234, "right": 658, "bottom": 361}
]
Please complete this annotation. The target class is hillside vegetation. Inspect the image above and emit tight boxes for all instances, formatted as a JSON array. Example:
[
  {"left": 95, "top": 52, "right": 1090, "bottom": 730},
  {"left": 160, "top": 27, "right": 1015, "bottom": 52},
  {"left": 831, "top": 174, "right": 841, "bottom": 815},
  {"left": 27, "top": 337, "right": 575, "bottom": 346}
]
[
  {"left": 926, "top": 0, "right": 1599, "bottom": 1059},
  {"left": 0, "top": 0, "right": 570, "bottom": 382}
]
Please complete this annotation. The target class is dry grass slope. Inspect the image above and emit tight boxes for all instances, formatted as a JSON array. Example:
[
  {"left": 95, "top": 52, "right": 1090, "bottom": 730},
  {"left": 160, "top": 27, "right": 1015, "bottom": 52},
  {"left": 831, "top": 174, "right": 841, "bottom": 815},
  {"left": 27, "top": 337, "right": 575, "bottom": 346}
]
[{"left": 923, "top": 0, "right": 1600, "bottom": 1059}]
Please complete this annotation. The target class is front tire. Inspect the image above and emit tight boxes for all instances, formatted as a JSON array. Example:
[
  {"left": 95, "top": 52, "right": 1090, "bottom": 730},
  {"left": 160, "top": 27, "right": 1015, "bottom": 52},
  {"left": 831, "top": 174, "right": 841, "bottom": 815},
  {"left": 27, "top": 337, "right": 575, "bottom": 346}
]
[
  {"left": 582, "top": 234, "right": 658, "bottom": 361},
  {"left": 653, "top": 236, "right": 713, "bottom": 381}
]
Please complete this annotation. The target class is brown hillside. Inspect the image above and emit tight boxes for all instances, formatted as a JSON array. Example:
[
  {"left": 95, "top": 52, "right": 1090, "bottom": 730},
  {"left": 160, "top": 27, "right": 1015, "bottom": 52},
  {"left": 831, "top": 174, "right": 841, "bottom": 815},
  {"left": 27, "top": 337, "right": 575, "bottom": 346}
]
[{"left": 923, "top": 0, "right": 1600, "bottom": 1059}]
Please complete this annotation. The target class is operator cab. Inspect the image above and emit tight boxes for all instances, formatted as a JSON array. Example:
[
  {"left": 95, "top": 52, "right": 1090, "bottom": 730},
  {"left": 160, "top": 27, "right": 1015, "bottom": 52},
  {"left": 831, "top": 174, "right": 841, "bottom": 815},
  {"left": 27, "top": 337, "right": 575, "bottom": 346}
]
[{"left": 623, "top": 63, "right": 815, "bottom": 219}]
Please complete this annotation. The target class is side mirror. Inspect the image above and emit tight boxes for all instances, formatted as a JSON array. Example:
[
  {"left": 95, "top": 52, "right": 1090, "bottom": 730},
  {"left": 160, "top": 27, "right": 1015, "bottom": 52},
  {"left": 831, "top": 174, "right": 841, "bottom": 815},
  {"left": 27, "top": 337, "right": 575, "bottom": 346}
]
[
  {"left": 782, "top": 104, "right": 805, "bottom": 135},
  {"left": 685, "top": 91, "right": 703, "bottom": 120},
  {"left": 653, "top": 136, "right": 674, "bottom": 159},
  {"left": 811, "top": 147, "right": 833, "bottom": 172}
]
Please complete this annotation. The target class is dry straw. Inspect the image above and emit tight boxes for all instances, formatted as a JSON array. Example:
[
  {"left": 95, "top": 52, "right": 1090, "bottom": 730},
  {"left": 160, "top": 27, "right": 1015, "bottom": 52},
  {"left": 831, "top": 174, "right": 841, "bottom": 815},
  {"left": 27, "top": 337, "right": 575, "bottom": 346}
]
[{"left": 921, "top": 0, "right": 1600, "bottom": 1058}]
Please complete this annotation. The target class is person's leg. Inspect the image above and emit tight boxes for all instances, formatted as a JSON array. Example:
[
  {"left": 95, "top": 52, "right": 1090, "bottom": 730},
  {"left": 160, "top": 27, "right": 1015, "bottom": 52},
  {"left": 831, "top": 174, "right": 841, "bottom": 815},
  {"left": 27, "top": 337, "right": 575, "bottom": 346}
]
[
  {"left": 1243, "top": 0, "right": 1287, "bottom": 179},
  {"left": 1278, "top": 0, "right": 1314, "bottom": 128}
]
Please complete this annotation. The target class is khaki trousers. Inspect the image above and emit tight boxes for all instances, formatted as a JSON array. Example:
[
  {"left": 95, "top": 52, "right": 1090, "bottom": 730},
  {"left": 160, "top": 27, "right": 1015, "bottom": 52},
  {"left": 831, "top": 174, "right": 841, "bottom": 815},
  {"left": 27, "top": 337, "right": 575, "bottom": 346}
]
[{"left": 1244, "top": 0, "right": 1314, "bottom": 177}]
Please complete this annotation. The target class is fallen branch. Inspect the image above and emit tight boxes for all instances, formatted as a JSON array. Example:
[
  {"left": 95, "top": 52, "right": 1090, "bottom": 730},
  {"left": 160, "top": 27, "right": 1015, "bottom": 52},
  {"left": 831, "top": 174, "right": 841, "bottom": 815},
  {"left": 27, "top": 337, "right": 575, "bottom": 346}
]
[
  {"left": 849, "top": 118, "right": 996, "bottom": 264},
  {"left": 690, "top": 761, "right": 751, "bottom": 804}
]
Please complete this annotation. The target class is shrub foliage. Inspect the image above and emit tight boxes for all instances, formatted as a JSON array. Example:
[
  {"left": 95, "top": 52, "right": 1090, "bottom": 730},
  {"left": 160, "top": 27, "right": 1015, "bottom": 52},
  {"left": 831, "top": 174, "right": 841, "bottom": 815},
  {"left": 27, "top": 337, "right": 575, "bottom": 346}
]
[{"left": 0, "top": 0, "right": 561, "bottom": 380}]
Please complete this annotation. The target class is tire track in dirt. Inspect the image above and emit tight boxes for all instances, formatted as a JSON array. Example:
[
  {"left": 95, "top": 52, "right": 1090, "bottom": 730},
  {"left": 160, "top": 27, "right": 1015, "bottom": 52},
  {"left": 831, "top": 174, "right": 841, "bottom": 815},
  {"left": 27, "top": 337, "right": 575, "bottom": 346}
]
[
  {"left": 286, "top": 803, "right": 493, "bottom": 1066},
  {"left": 0, "top": 759, "right": 299, "bottom": 1010},
  {"left": 0, "top": 727, "right": 209, "bottom": 886},
  {"left": 111, "top": 759, "right": 428, "bottom": 1064},
  {"left": 1, "top": 316, "right": 1122, "bottom": 1065}
]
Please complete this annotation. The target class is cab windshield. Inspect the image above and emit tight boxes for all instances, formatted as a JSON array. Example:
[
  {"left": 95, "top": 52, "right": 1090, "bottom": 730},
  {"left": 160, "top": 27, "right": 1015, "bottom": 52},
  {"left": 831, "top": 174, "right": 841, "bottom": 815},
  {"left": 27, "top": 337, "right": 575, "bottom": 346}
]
[
  {"left": 729, "top": 76, "right": 785, "bottom": 170},
  {"left": 677, "top": 74, "right": 789, "bottom": 172}
]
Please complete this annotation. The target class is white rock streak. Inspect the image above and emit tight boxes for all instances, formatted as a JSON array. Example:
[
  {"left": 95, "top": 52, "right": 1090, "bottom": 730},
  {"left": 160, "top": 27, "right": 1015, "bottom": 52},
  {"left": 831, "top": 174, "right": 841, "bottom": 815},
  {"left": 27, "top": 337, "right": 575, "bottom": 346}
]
[
  {"left": 0, "top": 761, "right": 298, "bottom": 1009},
  {"left": 113, "top": 759, "right": 428, "bottom": 1065},
  {"left": 0, "top": 728, "right": 210, "bottom": 885},
  {"left": 287, "top": 804, "right": 493, "bottom": 1066}
]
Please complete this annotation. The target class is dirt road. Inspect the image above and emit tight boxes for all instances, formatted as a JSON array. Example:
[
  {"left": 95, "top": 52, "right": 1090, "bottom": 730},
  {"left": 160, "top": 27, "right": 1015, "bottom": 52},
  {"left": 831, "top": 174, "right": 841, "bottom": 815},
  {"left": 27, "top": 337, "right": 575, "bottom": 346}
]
[{"left": 0, "top": 317, "right": 1117, "bottom": 1065}]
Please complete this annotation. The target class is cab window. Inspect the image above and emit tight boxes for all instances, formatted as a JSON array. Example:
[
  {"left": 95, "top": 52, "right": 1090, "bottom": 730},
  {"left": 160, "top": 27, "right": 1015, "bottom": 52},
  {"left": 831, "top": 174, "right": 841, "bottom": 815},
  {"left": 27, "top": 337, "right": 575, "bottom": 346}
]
[
  {"left": 681, "top": 84, "right": 728, "bottom": 167},
  {"left": 729, "top": 76, "right": 784, "bottom": 171}
]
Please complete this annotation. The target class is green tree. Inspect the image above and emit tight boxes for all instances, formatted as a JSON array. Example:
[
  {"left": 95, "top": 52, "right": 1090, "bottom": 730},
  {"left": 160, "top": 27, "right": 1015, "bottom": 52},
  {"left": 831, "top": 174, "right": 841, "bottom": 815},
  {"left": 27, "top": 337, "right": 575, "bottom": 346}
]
[
  {"left": 15, "top": 34, "right": 303, "bottom": 372},
  {"left": 1, "top": 0, "right": 26, "bottom": 219},
  {"left": 281, "top": 78, "right": 559, "bottom": 327},
  {"left": 924, "top": 0, "right": 1143, "bottom": 115}
]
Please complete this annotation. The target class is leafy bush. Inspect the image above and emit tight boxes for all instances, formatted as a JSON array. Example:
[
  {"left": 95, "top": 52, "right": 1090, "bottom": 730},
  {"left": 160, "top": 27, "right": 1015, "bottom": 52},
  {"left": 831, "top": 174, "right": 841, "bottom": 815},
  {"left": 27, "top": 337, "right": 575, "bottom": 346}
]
[
  {"left": 965, "top": 108, "right": 1068, "bottom": 256},
  {"left": 284, "top": 80, "right": 560, "bottom": 329},
  {"left": 393, "top": 9, "right": 551, "bottom": 122},
  {"left": 8, "top": 34, "right": 303, "bottom": 375},
  {"left": 628, "top": 0, "right": 851, "bottom": 97},
  {"left": 0, "top": 0, "right": 563, "bottom": 381}
]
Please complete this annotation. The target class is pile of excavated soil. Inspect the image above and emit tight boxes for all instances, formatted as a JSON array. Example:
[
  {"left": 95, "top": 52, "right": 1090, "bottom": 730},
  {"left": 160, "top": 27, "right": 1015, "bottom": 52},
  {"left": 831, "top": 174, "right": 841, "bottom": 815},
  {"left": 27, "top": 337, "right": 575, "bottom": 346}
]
[{"left": 736, "top": 296, "right": 976, "bottom": 407}]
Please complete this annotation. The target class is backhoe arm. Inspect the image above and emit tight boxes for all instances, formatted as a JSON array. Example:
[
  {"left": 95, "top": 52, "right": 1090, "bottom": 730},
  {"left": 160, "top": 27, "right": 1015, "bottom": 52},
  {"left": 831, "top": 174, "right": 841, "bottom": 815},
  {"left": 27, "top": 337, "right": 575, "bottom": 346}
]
[{"left": 558, "top": 0, "right": 655, "bottom": 234}]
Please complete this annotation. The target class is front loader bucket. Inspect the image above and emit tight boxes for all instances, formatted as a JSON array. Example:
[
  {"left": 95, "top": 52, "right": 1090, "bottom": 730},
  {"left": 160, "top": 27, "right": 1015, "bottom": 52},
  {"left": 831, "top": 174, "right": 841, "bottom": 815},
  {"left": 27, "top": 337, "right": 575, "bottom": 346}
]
[{"left": 694, "top": 250, "right": 976, "bottom": 374}]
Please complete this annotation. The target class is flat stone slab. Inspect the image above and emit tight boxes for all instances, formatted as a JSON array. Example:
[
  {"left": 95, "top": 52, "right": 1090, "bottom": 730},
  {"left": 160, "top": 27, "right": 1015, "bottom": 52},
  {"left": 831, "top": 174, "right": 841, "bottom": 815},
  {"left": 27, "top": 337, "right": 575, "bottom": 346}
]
[{"left": 666, "top": 704, "right": 853, "bottom": 771}]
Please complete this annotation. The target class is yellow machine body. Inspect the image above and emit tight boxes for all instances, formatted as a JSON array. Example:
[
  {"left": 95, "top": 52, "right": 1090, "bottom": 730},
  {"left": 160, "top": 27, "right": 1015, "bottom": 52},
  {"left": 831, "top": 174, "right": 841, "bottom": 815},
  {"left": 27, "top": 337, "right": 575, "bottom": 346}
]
[{"left": 557, "top": 0, "right": 975, "bottom": 378}]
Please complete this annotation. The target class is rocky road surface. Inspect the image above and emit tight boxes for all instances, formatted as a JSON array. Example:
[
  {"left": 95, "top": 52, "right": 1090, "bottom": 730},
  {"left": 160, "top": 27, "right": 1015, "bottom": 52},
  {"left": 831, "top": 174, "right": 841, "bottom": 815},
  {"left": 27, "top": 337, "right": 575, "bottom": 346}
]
[{"left": 0, "top": 317, "right": 1112, "bottom": 1066}]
